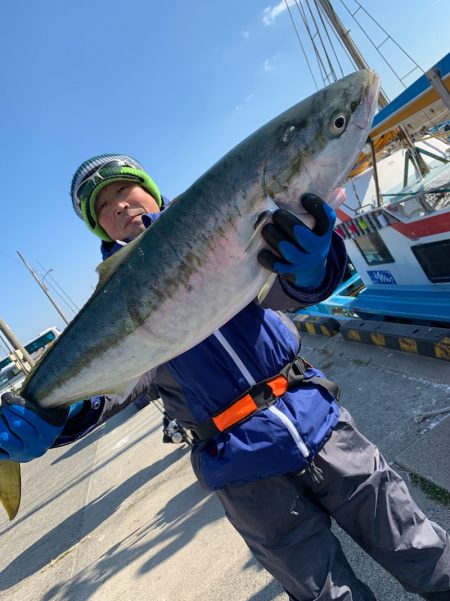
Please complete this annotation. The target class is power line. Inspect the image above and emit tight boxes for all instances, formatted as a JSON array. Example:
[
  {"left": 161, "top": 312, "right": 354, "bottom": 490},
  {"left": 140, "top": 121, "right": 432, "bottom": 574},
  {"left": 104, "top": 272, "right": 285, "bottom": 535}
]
[
  {"left": 17, "top": 251, "right": 70, "bottom": 326},
  {"left": 35, "top": 259, "right": 80, "bottom": 314}
]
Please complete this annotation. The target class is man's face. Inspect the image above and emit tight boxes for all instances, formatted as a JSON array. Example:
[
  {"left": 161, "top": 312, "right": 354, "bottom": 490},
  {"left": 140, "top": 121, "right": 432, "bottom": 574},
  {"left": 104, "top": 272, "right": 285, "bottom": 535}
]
[{"left": 95, "top": 181, "right": 160, "bottom": 241}]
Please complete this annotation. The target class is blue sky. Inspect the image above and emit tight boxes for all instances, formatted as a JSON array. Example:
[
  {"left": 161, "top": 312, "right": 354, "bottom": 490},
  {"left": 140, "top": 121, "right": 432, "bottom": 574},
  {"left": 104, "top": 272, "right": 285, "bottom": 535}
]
[{"left": 0, "top": 0, "right": 449, "bottom": 346}]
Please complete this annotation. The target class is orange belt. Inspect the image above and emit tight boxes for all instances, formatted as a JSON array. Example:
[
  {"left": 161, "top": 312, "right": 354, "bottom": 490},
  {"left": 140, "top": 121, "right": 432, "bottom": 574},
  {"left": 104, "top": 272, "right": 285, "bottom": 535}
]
[
  {"left": 212, "top": 374, "right": 289, "bottom": 433},
  {"left": 193, "top": 357, "right": 340, "bottom": 441},
  {"left": 194, "top": 357, "right": 321, "bottom": 440}
]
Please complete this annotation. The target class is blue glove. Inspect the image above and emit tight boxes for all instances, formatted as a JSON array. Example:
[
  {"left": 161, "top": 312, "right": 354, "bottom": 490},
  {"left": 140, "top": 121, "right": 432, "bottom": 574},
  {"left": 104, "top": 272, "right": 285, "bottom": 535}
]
[
  {"left": 258, "top": 193, "right": 336, "bottom": 290},
  {"left": 0, "top": 392, "right": 70, "bottom": 462}
]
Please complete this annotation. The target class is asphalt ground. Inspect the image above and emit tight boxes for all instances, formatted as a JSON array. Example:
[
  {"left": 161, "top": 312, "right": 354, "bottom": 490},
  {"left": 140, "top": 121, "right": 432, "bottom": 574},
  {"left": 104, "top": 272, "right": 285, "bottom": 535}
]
[{"left": 1, "top": 333, "right": 449, "bottom": 601}]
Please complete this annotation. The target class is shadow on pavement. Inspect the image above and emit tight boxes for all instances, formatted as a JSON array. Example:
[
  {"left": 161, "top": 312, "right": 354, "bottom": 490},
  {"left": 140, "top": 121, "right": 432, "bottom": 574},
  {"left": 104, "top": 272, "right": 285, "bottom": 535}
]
[
  {"left": 50, "top": 427, "right": 104, "bottom": 464},
  {"left": 0, "top": 445, "right": 189, "bottom": 591},
  {"left": 248, "top": 580, "right": 286, "bottom": 601},
  {"left": 0, "top": 414, "right": 163, "bottom": 536},
  {"left": 39, "top": 481, "right": 225, "bottom": 601},
  {"left": 38, "top": 479, "right": 286, "bottom": 601},
  {"left": 51, "top": 403, "right": 160, "bottom": 465},
  {"left": 241, "top": 557, "right": 285, "bottom": 600}
]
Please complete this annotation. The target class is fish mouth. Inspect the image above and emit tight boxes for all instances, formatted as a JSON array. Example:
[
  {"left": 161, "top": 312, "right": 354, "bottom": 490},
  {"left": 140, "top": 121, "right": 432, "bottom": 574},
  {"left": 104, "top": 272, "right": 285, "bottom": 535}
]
[
  {"left": 353, "top": 71, "right": 380, "bottom": 130},
  {"left": 321, "top": 71, "right": 381, "bottom": 200}
]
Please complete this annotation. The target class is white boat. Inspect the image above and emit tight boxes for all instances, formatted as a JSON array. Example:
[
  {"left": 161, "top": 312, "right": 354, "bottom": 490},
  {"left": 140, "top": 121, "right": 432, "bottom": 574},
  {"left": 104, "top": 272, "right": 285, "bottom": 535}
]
[
  {"left": 290, "top": 2, "right": 450, "bottom": 326},
  {"left": 336, "top": 52, "right": 450, "bottom": 325}
]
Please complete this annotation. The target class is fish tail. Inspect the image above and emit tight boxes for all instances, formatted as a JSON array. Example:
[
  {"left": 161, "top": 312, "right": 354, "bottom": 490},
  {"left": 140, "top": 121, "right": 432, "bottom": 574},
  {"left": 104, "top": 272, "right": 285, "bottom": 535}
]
[{"left": 0, "top": 460, "right": 22, "bottom": 520}]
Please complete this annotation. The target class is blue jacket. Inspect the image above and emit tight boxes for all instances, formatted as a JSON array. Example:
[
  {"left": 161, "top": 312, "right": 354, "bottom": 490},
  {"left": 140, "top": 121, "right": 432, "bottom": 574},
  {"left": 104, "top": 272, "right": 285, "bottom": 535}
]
[{"left": 55, "top": 208, "right": 347, "bottom": 490}]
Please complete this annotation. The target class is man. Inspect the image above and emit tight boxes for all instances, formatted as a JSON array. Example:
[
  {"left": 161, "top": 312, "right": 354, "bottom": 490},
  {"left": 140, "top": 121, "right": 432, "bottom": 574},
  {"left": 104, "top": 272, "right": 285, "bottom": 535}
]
[{"left": 1, "top": 155, "right": 449, "bottom": 600}]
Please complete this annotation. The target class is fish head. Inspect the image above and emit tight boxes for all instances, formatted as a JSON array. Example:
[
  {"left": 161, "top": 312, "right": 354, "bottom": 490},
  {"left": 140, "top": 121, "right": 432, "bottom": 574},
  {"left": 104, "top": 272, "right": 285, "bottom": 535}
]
[{"left": 260, "top": 69, "right": 380, "bottom": 218}]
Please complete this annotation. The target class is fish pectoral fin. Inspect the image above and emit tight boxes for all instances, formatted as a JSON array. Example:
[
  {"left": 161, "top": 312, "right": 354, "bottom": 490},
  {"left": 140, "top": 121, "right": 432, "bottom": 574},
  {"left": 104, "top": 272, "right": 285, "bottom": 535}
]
[
  {"left": 95, "top": 233, "right": 144, "bottom": 291},
  {"left": 244, "top": 209, "right": 274, "bottom": 254},
  {"left": 257, "top": 273, "right": 277, "bottom": 304},
  {"left": 0, "top": 460, "right": 22, "bottom": 520}
]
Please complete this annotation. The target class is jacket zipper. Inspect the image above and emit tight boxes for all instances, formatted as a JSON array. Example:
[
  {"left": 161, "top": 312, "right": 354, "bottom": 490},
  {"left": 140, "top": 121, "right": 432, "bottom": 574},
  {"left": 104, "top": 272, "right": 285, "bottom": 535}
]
[{"left": 268, "top": 405, "right": 310, "bottom": 458}]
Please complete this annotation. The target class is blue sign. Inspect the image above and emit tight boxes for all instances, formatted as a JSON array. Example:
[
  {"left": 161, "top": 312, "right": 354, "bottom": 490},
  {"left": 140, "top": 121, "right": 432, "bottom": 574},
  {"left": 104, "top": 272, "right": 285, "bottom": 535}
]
[{"left": 367, "top": 270, "right": 397, "bottom": 285}]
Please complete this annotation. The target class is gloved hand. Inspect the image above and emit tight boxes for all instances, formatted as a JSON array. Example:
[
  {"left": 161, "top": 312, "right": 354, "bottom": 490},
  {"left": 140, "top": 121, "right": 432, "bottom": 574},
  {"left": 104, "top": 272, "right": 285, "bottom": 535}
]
[
  {"left": 0, "top": 392, "right": 70, "bottom": 462},
  {"left": 258, "top": 193, "right": 336, "bottom": 290}
]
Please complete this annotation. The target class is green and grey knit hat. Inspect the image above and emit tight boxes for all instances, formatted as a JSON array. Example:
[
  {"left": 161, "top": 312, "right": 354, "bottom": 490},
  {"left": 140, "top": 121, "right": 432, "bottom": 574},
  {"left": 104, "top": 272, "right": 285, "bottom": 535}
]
[{"left": 70, "top": 153, "right": 162, "bottom": 241}]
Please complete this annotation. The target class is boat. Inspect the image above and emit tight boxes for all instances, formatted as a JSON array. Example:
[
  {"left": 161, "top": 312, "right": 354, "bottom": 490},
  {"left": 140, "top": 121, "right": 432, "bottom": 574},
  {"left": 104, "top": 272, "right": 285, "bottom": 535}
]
[{"left": 288, "top": 2, "right": 450, "bottom": 327}]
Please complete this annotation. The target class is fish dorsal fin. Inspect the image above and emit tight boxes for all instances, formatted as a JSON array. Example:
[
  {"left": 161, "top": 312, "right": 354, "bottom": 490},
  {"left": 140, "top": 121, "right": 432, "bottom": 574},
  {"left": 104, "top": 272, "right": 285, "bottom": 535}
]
[{"left": 95, "top": 235, "right": 143, "bottom": 292}]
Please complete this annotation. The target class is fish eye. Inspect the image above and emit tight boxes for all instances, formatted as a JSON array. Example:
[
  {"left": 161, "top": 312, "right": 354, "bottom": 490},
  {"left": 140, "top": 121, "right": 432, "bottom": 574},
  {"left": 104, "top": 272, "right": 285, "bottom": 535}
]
[
  {"left": 329, "top": 113, "right": 347, "bottom": 136},
  {"left": 281, "top": 125, "right": 296, "bottom": 143}
]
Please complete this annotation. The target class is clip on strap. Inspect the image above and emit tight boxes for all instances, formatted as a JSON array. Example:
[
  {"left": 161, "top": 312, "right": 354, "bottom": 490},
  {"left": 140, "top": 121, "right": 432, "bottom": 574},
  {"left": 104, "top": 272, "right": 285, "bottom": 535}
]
[
  {"left": 194, "top": 358, "right": 307, "bottom": 441},
  {"left": 193, "top": 357, "right": 340, "bottom": 441},
  {"left": 195, "top": 374, "right": 290, "bottom": 440}
]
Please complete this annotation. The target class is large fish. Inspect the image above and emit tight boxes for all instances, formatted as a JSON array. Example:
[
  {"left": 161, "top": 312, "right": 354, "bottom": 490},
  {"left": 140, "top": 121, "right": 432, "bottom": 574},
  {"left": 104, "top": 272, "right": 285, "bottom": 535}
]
[{"left": 0, "top": 70, "right": 379, "bottom": 520}]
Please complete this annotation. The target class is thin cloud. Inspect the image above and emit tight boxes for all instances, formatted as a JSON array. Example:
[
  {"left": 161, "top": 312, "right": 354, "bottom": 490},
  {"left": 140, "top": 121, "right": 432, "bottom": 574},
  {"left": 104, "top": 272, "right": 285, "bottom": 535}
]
[
  {"left": 234, "top": 94, "right": 255, "bottom": 113},
  {"left": 262, "top": 0, "right": 296, "bottom": 26},
  {"left": 242, "top": 30, "right": 250, "bottom": 39},
  {"left": 263, "top": 54, "right": 281, "bottom": 72}
]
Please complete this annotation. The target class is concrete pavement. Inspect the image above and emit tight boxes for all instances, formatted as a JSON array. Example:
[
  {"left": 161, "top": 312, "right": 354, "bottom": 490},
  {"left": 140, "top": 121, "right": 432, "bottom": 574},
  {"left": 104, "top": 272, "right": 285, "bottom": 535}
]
[{"left": 0, "top": 332, "right": 449, "bottom": 601}]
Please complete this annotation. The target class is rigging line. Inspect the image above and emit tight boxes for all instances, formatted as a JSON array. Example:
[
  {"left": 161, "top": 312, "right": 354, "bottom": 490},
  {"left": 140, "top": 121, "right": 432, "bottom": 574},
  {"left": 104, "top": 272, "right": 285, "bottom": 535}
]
[
  {"left": 305, "top": 0, "right": 338, "bottom": 82},
  {"left": 294, "top": 0, "right": 329, "bottom": 86},
  {"left": 340, "top": 0, "right": 440, "bottom": 133},
  {"left": 314, "top": 1, "right": 358, "bottom": 73},
  {"left": 313, "top": 0, "right": 345, "bottom": 78},
  {"left": 284, "top": 0, "right": 319, "bottom": 90},
  {"left": 337, "top": 0, "right": 401, "bottom": 93},
  {"left": 348, "top": 0, "right": 424, "bottom": 76}
]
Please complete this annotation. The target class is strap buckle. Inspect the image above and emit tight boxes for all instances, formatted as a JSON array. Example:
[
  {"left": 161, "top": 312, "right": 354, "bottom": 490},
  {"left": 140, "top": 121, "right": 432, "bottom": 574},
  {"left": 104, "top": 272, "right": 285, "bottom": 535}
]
[{"left": 194, "top": 357, "right": 309, "bottom": 440}]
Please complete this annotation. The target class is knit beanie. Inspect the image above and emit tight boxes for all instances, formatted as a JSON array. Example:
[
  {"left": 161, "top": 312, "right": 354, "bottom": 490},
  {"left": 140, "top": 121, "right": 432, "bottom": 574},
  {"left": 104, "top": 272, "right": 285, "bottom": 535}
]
[{"left": 70, "top": 153, "right": 162, "bottom": 241}]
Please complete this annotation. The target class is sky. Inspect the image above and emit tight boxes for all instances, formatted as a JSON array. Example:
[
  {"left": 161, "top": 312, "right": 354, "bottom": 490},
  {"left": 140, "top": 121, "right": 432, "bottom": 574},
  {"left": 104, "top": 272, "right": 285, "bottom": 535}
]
[{"left": 0, "top": 0, "right": 449, "bottom": 347}]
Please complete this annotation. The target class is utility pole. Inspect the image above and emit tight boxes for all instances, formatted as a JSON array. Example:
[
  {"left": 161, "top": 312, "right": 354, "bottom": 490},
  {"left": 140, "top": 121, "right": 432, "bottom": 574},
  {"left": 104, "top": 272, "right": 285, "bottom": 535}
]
[{"left": 16, "top": 251, "right": 70, "bottom": 326}]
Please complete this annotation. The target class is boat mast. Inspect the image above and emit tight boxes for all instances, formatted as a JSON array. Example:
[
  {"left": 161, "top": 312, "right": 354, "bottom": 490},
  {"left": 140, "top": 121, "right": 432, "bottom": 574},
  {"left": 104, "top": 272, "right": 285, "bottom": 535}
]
[{"left": 316, "top": 0, "right": 389, "bottom": 108}]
